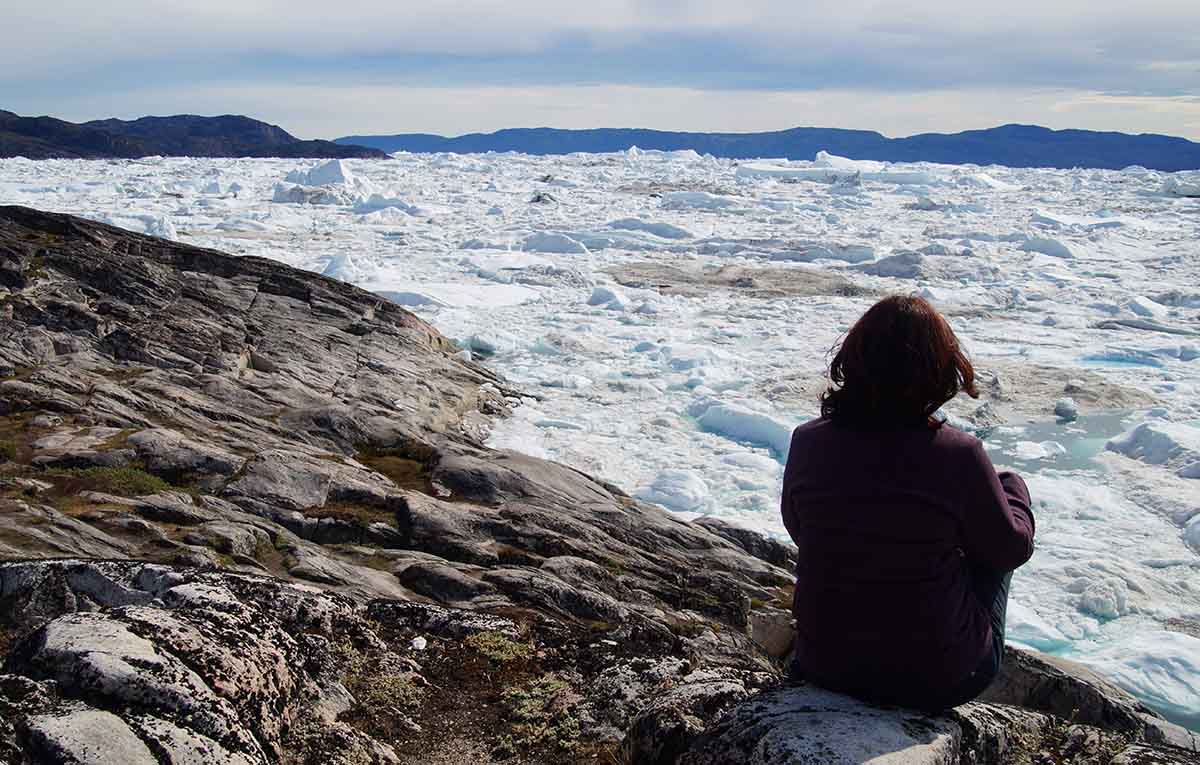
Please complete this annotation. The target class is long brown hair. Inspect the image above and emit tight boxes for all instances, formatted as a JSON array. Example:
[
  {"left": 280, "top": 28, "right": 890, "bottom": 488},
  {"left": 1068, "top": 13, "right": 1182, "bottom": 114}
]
[{"left": 820, "top": 295, "right": 977, "bottom": 426}]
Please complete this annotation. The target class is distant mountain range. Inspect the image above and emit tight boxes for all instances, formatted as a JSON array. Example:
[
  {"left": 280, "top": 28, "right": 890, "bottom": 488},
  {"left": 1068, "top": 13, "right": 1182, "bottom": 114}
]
[
  {"left": 4, "top": 109, "right": 1197, "bottom": 169},
  {"left": 0, "top": 111, "right": 387, "bottom": 160},
  {"left": 337, "top": 124, "right": 1200, "bottom": 171}
]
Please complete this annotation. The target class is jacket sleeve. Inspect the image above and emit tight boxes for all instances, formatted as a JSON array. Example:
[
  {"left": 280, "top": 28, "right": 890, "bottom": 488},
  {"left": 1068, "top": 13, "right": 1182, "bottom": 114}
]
[{"left": 959, "top": 439, "right": 1036, "bottom": 572}]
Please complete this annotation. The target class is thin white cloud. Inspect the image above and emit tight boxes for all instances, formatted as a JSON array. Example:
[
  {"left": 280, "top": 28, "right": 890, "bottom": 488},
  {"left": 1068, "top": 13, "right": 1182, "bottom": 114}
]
[{"left": 3, "top": 1, "right": 1198, "bottom": 87}]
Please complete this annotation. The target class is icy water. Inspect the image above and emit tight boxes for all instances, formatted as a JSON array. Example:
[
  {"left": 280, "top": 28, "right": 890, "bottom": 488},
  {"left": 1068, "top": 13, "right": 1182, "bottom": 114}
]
[
  {"left": 984, "top": 411, "right": 1135, "bottom": 472},
  {"left": 1, "top": 151, "right": 1197, "bottom": 727}
]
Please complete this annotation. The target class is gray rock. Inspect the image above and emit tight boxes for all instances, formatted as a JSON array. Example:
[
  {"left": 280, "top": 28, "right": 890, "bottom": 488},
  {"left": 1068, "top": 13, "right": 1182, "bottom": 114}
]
[
  {"left": 678, "top": 684, "right": 961, "bottom": 764},
  {"left": 747, "top": 607, "right": 793, "bottom": 659},
  {"left": 979, "top": 648, "right": 1155, "bottom": 733},
  {"left": 1109, "top": 743, "right": 1198, "bottom": 764},
  {"left": 25, "top": 707, "right": 159, "bottom": 765},
  {"left": 128, "top": 715, "right": 262, "bottom": 765},
  {"left": 366, "top": 600, "right": 523, "bottom": 641},
  {"left": 126, "top": 428, "right": 245, "bottom": 480},
  {"left": 625, "top": 669, "right": 762, "bottom": 763}
]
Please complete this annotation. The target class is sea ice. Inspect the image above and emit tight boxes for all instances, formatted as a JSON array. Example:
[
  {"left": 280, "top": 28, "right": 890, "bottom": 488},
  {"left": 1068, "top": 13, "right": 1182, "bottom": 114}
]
[
  {"left": 1077, "top": 577, "right": 1131, "bottom": 619},
  {"left": 694, "top": 401, "right": 795, "bottom": 458},
  {"left": 272, "top": 183, "right": 356, "bottom": 206},
  {"left": 1054, "top": 398, "right": 1079, "bottom": 422},
  {"left": 372, "top": 282, "right": 538, "bottom": 310},
  {"left": 1020, "top": 236, "right": 1083, "bottom": 259},
  {"left": 635, "top": 469, "right": 709, "bottom": 512},
  {"left": 1083, "top": 630, "right": 1200, "bottom": 730},
  {"left": 587, "top": 286, "right": 629, "bottom": 311},
  {"left": 661, "top": 191, "right": 739, "bottom": 210},
  {"left": 1106, "top": 421, "right": 1200, "bottom": 479},
  {"left": 1127, "top": 295, "right": 1169, "bottom": 319},
  {"left": 606, "top": 218, "right": 693, "bottom": 239},
  {"left": 1163, "top": 172, "right": 1200, "bottom": 197},
  {"left": 353, "top": 194, "right": 423, "bottom": 215},
  {"left": 522, "top": 232, "right": 590, "bottom": 254},
  {"left": 1011, "top": 440, "right": 1067, "bottom": 461},
  {"left": 771, "top": 242, "right": 875, "bottom": 264},
  {"left": 963, "top": 173, "right": 1021, "bottom": 191},
  {"left": 285, "top": 158, "right": 355, "bottom": 187}
]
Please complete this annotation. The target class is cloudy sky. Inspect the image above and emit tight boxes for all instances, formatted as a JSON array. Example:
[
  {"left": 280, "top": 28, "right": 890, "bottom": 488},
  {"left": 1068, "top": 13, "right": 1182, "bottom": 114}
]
[{"left": 3, "top": 1, "right": 1199, "bottom": 139}]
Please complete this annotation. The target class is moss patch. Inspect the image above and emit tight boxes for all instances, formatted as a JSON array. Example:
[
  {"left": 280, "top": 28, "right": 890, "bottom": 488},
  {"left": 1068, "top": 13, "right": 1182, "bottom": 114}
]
[
  {"left": 332, "top": 639, "right": 426, "bottom": 743},
  {"left": 48, "top": 466, "right": 170, "bottom": 497},
  {"left": 494, "top": 674, "right": 583, "bottom": 760},
  {"left": 464, "top": 631, "right": 534, "bottom": 664},
  {"left": 95, "top": 367, "right": 149, "bottom": 383},
  {"left": 0, "top": 413, "right": 36, "bottom": 463},
  {"left": 357, "top": 441, "right": 438, "bottom": 494}
]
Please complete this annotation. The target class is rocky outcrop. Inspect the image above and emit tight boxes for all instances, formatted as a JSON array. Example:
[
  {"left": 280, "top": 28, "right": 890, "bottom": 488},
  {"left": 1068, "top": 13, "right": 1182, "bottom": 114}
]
[
  {"left": 625, "top": 661, "right": 1200, "bottom": 764},
  {"left": 1, "top": 205, "right": 1197, "bottom": 763},
  {"left": 0, "top": 111, "right": 388, "bottom": 159}
]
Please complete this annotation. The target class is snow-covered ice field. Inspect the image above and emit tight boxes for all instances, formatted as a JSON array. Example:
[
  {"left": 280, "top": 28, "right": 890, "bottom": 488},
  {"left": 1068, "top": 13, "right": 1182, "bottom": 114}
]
[{"left": 2, "top": 150, "right": 1199, "bottom": 727}]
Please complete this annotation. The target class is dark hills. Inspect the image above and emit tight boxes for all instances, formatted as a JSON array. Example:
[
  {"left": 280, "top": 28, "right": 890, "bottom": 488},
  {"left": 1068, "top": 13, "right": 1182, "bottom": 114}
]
[
  {"left": 0, "top": 110, "right": 387, "bottom": 159},
  {"left": 337, "top": 124, "right": 1200, "bottom": 171}
]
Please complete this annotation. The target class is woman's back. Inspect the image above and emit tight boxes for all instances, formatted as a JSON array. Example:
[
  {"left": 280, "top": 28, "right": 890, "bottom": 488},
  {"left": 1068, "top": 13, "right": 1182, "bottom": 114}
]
[{"left": 782, "top": 417, "right": 1034, "bottom": 709}]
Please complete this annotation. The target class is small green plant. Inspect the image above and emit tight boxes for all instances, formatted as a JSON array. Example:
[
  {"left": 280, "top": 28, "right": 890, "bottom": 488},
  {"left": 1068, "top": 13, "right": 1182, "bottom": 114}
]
[
  {"left": 0, "top": 440, "right": 15, "bottom": 462},
  {"left": 494, "top": 675, "right": 582, "bottom": 759},
  {"left": 57, "top": 466, "right": 169, "bottom": 496},
  {"left": 331, "top": 639, "right": 424, "bottom": 740},
  {"left": 464, "top": 631, "right": 533, "bottom": 663}
]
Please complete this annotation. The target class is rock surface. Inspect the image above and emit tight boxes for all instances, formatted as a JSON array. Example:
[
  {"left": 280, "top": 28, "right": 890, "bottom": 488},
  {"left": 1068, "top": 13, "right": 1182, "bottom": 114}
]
[
  {"left": 1, "top": 205, "right": 1196, "bottom": 763},
  {"left": 626, "top": 666, "right": 1199, "bottom": 764}
]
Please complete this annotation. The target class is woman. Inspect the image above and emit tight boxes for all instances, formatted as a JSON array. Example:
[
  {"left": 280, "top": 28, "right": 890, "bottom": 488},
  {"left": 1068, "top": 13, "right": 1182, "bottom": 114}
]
[{"left": 780, "top": 295, "right": 1035, "bottom": 710}]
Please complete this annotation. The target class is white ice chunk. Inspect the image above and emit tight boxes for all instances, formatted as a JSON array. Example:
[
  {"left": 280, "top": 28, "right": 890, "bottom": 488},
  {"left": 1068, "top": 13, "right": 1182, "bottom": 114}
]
[
  {"left": 1083, "top": 630, "right": 1200, "bottom": 730},
  {"left": 523, "top": 232, "right": 590, "bottom": 254},
  {"left": 286, "top": 159, "right": 354, "bottom": 187},
  {"left": 1077, "top": 577, "right": 1130, "bottom": 619},
  {"left": 771, "top": 243, "right": 875, "bottom": 264},
  {"left": 272, "top": 183, "right": 357, "bottom": 206},
  {"left": 353, "top": 194, "right": 422, "bottom": 215},
  {"left": 696, "top": 402, "right": 794, "bottom": 457},
  {"left": 635, "top": 469, "right": 708, "bottom": 512},
  {"left": 1012, "top": 441, "right": 1067, "bottom": 460},
  {"left": 587, "top": 286, "right": 629, "bottom": 311},
  {"left": 1020, "top": 236, "right": 1083, "bottom": 259},
  {"left": 145, "top": 216, "right": 177, "bottom": 241},
  {"left": 374, "top": 282, "right": 538, "bottom": 309},
  {"left": 465, "top": 330, "right": 522, "bottom": 356},
  {"left": 606, "top": 218, "right": 693, "bottom": 239},
  {"left": 964, "top": 173, "right": 1021, "bottom": 191},
  {"left": 1127, "top": 295, "right": 1169, "bottom": 319},
  {"left": 322, "top": 252, "right": 369, "bottom": 283},
  {"left": 1031, "top": 209, "right": 1130, "bottom": 230},
  {"left": 661, "top": 191, "right": 740, "bottom": 210},
  {"left": 1106, "top": 421, "right": 1200, "bottom": 478},
  {"left": 1163, "top": 172, "right": 1200, "bottom": 197},
  {"left": 1054, "top": 398, "right": 1079, "bottom": 422},
  {"left": 813, "top": 150, "right": 884, "bottom": 172},
  {"left": 1007, "top": 601, "right": 1073, "bottom": 652}
]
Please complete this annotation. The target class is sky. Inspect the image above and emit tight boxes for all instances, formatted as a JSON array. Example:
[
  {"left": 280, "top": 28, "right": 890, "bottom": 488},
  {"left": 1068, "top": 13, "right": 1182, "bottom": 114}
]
[{"left": 2, "top": 1, "right": 1198, "bottom": 140}]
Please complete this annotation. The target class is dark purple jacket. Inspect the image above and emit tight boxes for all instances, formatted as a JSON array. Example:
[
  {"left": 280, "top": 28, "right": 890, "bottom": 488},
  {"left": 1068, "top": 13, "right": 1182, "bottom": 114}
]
[{"left": 780, "top": 417, "right": 1035, "bottom": 707}]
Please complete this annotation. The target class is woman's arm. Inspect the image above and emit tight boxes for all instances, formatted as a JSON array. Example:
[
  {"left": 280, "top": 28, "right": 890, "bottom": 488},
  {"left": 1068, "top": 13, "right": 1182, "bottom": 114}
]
[{"left": 959, "top": 440, "right": 1036, "bottom": 572}]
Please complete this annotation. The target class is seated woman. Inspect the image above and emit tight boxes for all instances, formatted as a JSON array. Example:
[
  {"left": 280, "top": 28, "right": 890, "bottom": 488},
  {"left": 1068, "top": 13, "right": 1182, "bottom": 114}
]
[{"left": 780, "top": 295, "right": 1035, "bottom": 710}]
